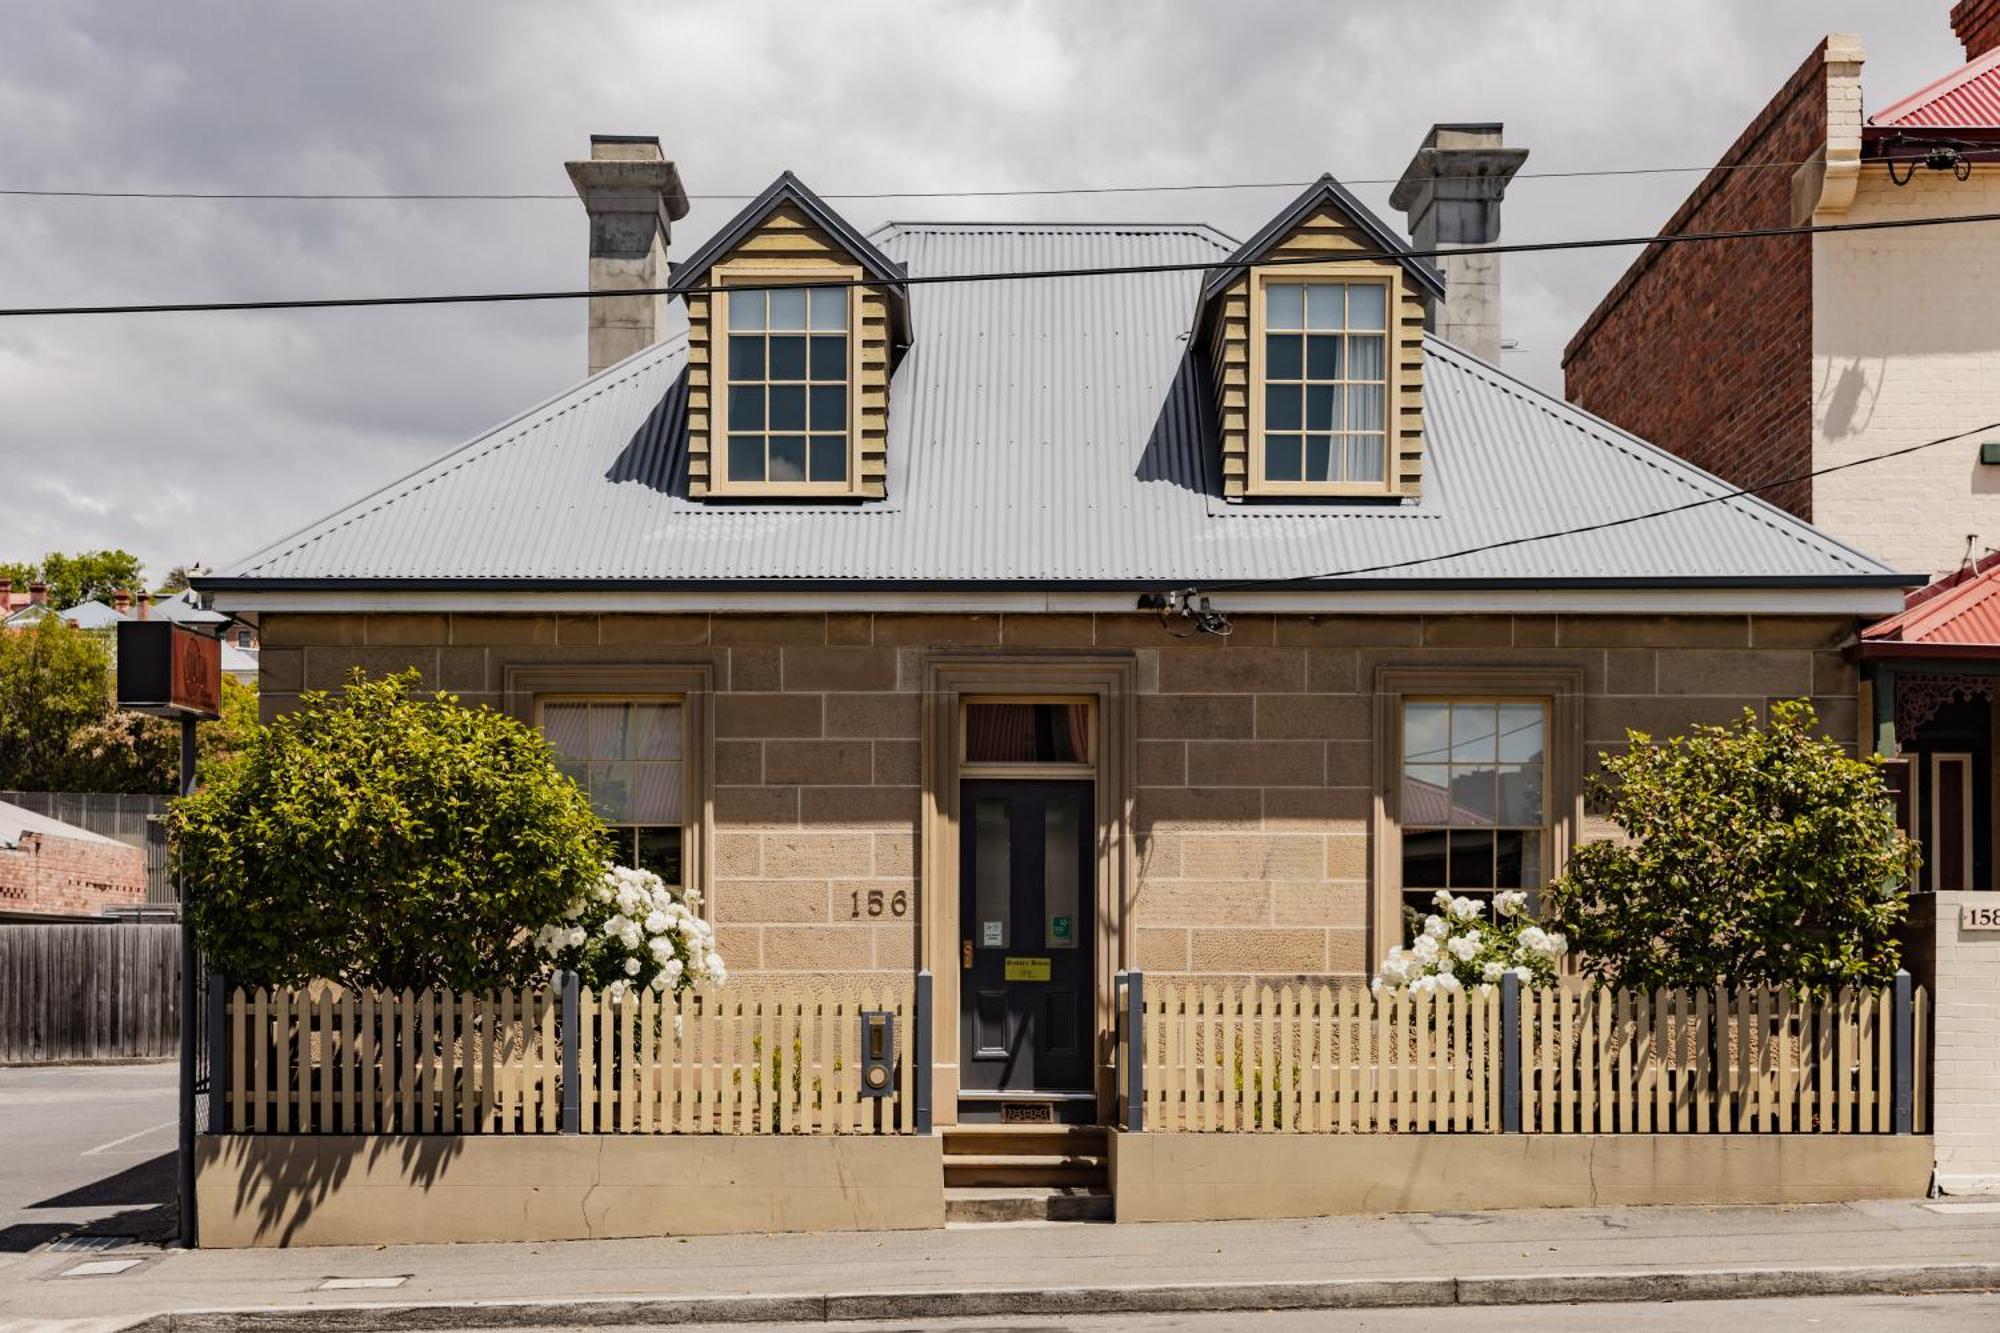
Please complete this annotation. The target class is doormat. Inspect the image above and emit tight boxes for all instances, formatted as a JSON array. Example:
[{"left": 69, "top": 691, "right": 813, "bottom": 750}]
[{"left": 1001, "top": 1102, "right": 1055, "bottom": 1123}]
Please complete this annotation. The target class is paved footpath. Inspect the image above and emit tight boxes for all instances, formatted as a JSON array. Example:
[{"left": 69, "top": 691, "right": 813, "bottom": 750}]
[{"left": 3, "top": 1197, "right": 1998, "bottom": 1331}]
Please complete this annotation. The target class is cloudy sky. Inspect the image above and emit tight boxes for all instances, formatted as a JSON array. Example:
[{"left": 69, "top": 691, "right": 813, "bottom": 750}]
[{"left": 0, "top": 1, "right": 1965, "bottom": 580}]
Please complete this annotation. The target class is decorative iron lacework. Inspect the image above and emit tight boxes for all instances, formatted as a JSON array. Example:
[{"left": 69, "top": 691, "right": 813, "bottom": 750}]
[{"left": 1896, "top": 672, "right": 1996, "bottom": 741}]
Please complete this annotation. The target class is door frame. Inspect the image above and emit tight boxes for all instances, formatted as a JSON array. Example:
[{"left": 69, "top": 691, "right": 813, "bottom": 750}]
[{"left": 920, "top": 654, "right": 1137, "bottom": 1124}]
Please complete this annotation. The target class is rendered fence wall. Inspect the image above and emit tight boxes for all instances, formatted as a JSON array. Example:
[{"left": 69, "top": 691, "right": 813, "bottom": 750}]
[{"left": 1121, "top": 973, "right": 1925, "bottom": 1135}]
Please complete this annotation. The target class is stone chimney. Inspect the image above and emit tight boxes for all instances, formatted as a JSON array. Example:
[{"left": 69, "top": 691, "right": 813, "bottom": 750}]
[
  {"left": 111, "top": 587, "right": 132, "bottom": 615},
  {"left": 566, "top": 135, "right": 690, "bottom": 376},
  {"left": 1954, "top": 0, "right": 2000, "bottom": 60},
  {"left": 1390, "top": 124, "right": 1529, "bottom": 366},
  {"left": 27, "top": 580, "right": 47, "bottom": 607},
  {"left": 136, "top": 590, "right": 151, "bottom": 620}
]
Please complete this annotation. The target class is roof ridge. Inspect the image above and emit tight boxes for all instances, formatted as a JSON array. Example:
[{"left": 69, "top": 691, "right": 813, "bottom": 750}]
[
  {"left": 220, "top": 334, "right": 690, "bottom": 578},
  {"left": 1422, "top": 336, "right": 1890, "bottom": 577}
]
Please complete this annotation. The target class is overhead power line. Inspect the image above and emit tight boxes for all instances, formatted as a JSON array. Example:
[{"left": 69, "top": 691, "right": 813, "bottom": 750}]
[
  {"left": 1185, "top": 418, "right": 2000, "bottom": 599},
  {"left": 3, "top": 205, "right": 2000, "bottom": 320},
  {"left": 0, "top": 150, "right": 1982, "bottom": 204}
]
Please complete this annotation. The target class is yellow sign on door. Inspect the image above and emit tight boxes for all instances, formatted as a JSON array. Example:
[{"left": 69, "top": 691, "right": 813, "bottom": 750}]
[{"left": 1004, "top": 956, "right": 1052, "bottom": 982}]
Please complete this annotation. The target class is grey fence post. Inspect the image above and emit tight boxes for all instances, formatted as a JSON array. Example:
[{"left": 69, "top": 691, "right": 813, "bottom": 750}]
[
  {"left": 1892, "top": 968, "right": 1914, "bottom": 1135},
  {"left": 913, "top": 969, "right": 934, "bottom": 1135},
  {"left": 207, "top": 971, "right": 230, "bottom": 1134},
  {"left": 1124, "top": 970, "right": 1145, "bottom": 1132},
  {"left": 559, "top": 971, "right": 581, "bottom": 1135},
  {"left": 1500, "top": 972, "right": 1522, "bottom": 1134}
]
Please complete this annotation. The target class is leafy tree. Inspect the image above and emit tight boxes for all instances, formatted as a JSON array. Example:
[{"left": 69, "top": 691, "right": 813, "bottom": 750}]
[
  {"left": 0, "top": 616, "right": 122, "bottom": 790},
  {"left": 157, "top": 566, "right": 195, "bottom": 594},
  {"left": 5, "top": 550, "right": 147, "bottom": 609},
  {"left": 171, "top": 670, "right": 609, "bottom": 991},
  {"left": 1544, "top": 700, "right": 1913, "bottom": 991}
]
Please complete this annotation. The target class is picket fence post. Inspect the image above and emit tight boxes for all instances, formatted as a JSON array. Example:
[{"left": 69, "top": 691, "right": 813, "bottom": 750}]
[
  {"left": 1891, "top": 969, "right": 1914, "bottom": 1136},
  {"left": 559, "top": 971, "right": 581, "bottom": 1135},
  {"left": 1125, "top": 970, "right": 1145, "bottom": 1132},
  {"left": 1500, "top": 971, "right": 1521, "bottom": 1133},
  {"left": 913, "top": 969, "right": 934, "bottom": 1135},
  {"left": 207, "top": 970, "right": 230, "bottom": 1134}
]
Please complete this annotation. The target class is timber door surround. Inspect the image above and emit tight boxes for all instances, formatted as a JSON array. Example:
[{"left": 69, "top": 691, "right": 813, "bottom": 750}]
[{"left": 920, "top": 655, "right": 1136, "bottom": 1124}]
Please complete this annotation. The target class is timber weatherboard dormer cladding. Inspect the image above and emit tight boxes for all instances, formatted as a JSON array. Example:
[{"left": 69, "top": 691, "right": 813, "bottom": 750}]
[
  {"left": 1198, "top": 176, "right": 1445, "bottom": 502},
  {"left": 667, "top": 173, "right": 910, "bottom": 500}
]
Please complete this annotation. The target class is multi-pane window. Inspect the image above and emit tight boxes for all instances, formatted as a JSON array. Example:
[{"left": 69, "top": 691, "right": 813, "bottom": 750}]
[
  {"left": 1261, "top": 280, "right": 1388, "bottom": 486},
  {"left": 1399, "top": 700, "right": 1546, "bottom": 930},
  {"left": 725, "top": 286, "right": 849, "bottom": 486},
  {"left": 541, "top": 700, "right": 685, "bottom": 885}
]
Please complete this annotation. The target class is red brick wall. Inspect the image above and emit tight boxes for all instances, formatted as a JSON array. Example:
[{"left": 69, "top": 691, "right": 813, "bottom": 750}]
[
  {"left": 1562, "top": 41, "right": 1829, "bottom": 520},
  {"left": 0, "top": 831, "right": 147, "bottom": 918},
  {"left": 1955, "top": 0, "right": 2000, "bottom": 60}
]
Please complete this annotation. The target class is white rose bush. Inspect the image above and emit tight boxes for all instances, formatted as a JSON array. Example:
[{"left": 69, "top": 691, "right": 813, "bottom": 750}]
[
  {"left": 534, "top": 863, "right": 725, "bottom": 1004},
  {"left": 1374, "top": 889, "right": 1567, "bottom": 996}
]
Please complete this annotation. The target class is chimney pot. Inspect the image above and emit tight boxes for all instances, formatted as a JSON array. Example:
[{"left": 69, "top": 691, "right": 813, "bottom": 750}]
[
  {"left": 27, "top": 580, "right": 47, "bottom": 607},
  {"left": 566, "top": 135, "right": 690, "bottom": 376},
  {"left": 112, "top": 588, "right": 131, "bottom": 613},
  {"left": 1391, "top": 123, "right": 1528, "bottom": 365}
]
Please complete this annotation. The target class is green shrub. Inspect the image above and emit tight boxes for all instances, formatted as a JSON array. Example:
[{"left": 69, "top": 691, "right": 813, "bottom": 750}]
[
  {"left": 172, "top": 670, "right": 607, "bottom": 991},
  {"left": 1543, "top": 699, "right": 1913, "bottom": 991}
]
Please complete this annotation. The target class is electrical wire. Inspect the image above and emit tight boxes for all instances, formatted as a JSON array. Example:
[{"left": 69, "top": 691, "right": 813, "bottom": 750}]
[
  {"left": 5, "top": 205, "right": 2000, "bottom": 320},
  {"left": 0, "top": 150, "right": 1986, "bottom": 203},
  {"left": 1185, "top": 418, "right": 2000, "bottom": 599}
]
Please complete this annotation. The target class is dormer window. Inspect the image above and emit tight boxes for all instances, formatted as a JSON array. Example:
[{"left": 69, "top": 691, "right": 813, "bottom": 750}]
[
  {"left": 723, "top": 283, "right": 853, "bottom": 488},
  {"left": 1258, "top": 278, "right": 1389, "bottom": 487},
  {"left": 668, "top": 172, "right": 909, "bottom": 501}
]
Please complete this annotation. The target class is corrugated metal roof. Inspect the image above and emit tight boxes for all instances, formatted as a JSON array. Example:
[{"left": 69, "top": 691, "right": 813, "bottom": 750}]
[
  {"left": 1872, "top": 46, "right": 2000, "bottom": 128},
  {"left": 1864, "top": 554, "right": 2000, "bottom": 646},
  {"left": 210, "top": 221, "right": 1899, "bottom": 590}
]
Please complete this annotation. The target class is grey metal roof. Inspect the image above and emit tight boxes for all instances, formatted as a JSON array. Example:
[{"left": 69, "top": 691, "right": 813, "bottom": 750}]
[{"left": 208, "top": 220, "right": 1900, "bottom": 591}]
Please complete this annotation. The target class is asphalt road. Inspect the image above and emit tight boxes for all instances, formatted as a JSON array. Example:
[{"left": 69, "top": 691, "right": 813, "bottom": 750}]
[
  {"left": 0, "top": 1061, "right": 178, "bottom": 1254},
  {"left": 535, "top": 1293, "right": 2000, "bottom": 1331}
]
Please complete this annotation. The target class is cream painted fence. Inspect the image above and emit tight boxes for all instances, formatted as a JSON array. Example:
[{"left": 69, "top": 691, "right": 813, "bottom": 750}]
[
  {"left": 1120, "top": 974, "right": 1927, "bottom": 1135},
  {"left": 215, "top": 979, "right": 919, "bottom": 1136}
]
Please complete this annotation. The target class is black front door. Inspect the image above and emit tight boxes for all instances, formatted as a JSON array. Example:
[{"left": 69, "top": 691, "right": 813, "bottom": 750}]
[{"left": 959, "top": 780, "right": 1094, "bottom": 1096}]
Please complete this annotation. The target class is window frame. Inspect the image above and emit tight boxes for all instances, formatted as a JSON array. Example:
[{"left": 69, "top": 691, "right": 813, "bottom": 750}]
[
  {"left": 1246, "top": 263, "right": 1401, "bottom": 498},
  {"left": 709, "top": 263, "right": 866, "bottom": 498},
  {"left": 1372, "top": 666, "right": 1583, "bottom": 964},
  {"left": 535, "top": 692, "right": 692, "bottom": 887},
  {"left": 1395, "top": 696, "right": 1552, "bottom": 925},
  {"left": 502, "top": 662, "right": 713, "bottom": 913},
  {"left": 957, "top": 693, "right": 1098, "bottom": 780}
]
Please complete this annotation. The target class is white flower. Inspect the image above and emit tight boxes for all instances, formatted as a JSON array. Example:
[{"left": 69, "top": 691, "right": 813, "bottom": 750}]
[
  {"left": 603, "top": 913, "right": 631, "bottom": 939},
  {"left": 1449, "top": 896, "right": 1485, "bottom": 922},
  {"left": 1409, "top": 975, "right": 1438, "bottom": 995},
  {"left": 618, "top": 923, "right": 643, "bottom": 950},
  {"left": 1436, "top": 972, "right": 1463, "bottom": 993},
  {"left": 649, "top": 972, "right": 669, "bottom": 992},
  {"left": 644, "top": 910, "right": 670, "bottom": 935},
  {"left": 660, "top": 957, "right": 684, "bottom": 982},
  {"left": 1423, "top": 914, "right": 1449, "bottom": 940},
  {"left": 606, "top": 979, "right": 630, "bottom": 1003},
  {"left": 1447, "top": 933, "right": 1480, "bottom": 962},
  {"left": 1518, "top": 925, "right": 1550, "bottom": 953},
  {"left": 622, "top": 956, "right": 642, "bottom": 977},
  {"left": 1495, "top": 890, "right": 1529, "bottom": 918},
  {"left": 566, "top": 927, "right": 587, "bottom": 949},
  {"left": 1545, "top": 931, "right": 1569, "bottom": 957},
  {"left": 1482, "top": 961, "right": 1505, "bottom": 983},
  {"left": 1411, "top": 934, "right": 1440, "bottom": 961},
  {"left": 1511, "top": 965, "right": 1533, "bottom": 983},
  {"left": 1435, "top": 958, "right": 1455, "bottom": 979},
  {"left": 1433, "top": 888, "right": 1455, "bottom": 908}
]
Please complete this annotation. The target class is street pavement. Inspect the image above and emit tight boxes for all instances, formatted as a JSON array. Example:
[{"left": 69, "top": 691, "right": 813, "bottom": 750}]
[
  {"left": 513, "top": 1294, "right": 2000, "bottom": 1331},
  {"left": 0, "top": 1062, "right": 177, "bottom": 1254}
]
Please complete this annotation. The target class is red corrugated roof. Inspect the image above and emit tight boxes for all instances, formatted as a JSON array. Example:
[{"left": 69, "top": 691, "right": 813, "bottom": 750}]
[
  {"left": 1864, "top": 552, "right": 2000, "bottom": 647},
  {"left": 1873, "top": 45, "right": 2000, "bottom": 128}
]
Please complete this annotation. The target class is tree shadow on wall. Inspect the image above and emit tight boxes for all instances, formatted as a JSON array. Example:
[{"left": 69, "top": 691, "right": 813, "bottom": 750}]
[{"left": 208, "top": 1130, "right": 466, "bottom": 1248}]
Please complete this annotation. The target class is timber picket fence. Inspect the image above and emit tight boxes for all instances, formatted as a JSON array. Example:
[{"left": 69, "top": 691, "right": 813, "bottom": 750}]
[
  {"left": 1116, "top": 971, "right": 1927, "bottom": 1135},
  {"left": 212, "top": 974, "right": 926, "bottom": 1136}
]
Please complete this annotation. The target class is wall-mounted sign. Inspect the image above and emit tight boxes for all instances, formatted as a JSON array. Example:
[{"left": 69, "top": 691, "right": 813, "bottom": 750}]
[
  {"left": 1004, "top": 957, "right": 1051, "bottom": 982},
  {"left": 982, "top": 921, "right": 1003, "bottom": 947},
  {"left": 116, "top": 621, "right": 222, "bottom": 721},
  {"left": 1963, "top": 902, "right": 2000, "bottom": 932}
]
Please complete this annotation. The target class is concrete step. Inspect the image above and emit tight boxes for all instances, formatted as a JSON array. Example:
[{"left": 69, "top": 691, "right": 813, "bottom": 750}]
[
  {"left": 944, "top": 1186, "right": 1114, "bottom": 1224},
  {"left": 942, "top": 1152, "right": 1108, "bottom": 1188}
]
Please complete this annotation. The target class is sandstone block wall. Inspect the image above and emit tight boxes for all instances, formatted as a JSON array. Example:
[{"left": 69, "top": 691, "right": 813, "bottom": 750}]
[{"left": 260, "top": 610, "right": 1860, "bottom": 983}]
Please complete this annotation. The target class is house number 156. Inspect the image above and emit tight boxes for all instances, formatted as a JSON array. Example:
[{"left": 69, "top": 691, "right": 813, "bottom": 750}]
[{"left": 851, "top": 889, "right": 909, "bottom": 918}]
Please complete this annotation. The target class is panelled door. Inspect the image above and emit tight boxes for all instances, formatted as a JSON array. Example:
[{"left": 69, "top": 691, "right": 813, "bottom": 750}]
[{"left": 958, "top": 779, "right": 1095, "bottom": 1094}]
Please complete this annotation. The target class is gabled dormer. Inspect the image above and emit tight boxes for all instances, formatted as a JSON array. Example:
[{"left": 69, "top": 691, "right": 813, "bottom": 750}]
[
  {"left": 668, "top": 173, "right": 910, "bottom": 500},
  {"left": 1196, "top": 175, "right": 1443, "bottom": 501}
]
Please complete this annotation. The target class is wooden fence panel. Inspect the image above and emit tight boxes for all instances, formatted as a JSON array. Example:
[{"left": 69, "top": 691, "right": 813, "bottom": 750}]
[{"left": 0, "top": 923, "right": 180, "bottom": 1063}]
